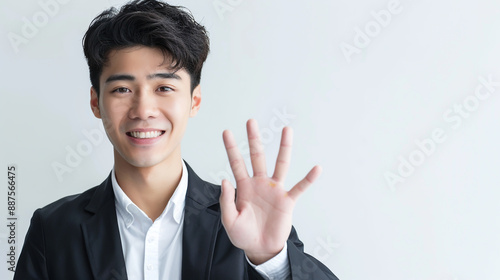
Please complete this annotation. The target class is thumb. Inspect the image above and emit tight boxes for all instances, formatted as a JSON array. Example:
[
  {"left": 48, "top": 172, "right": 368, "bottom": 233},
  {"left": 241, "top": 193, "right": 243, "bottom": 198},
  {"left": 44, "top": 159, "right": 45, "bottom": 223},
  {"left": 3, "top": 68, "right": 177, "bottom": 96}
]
[{"left": 220, "top": 179, "right": 238, "bottom": 228}]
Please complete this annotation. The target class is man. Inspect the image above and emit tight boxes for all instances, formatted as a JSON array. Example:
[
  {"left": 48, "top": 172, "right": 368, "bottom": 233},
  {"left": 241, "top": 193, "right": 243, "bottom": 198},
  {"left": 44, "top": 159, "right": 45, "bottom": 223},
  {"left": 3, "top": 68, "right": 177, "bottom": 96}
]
[{"left": 14, "top": 0, "right": 339, "bottom": 279}]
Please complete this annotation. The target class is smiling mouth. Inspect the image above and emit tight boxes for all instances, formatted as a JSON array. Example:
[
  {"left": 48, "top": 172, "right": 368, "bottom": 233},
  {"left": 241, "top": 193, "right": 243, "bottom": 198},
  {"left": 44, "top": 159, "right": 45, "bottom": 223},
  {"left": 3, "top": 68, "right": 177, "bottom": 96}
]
[{"left": 126, "top": 130, "right": 166, "bottom": 139}]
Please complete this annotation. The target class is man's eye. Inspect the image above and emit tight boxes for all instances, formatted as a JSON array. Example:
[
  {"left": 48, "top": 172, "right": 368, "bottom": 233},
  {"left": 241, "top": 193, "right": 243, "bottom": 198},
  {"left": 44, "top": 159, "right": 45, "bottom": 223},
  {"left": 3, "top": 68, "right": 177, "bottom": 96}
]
[
  {"left": 112, "top": 87, "right": 131, "bottom": 93},
  {"left": 158, "top": 86, "right": 173, "bottom": 92}
]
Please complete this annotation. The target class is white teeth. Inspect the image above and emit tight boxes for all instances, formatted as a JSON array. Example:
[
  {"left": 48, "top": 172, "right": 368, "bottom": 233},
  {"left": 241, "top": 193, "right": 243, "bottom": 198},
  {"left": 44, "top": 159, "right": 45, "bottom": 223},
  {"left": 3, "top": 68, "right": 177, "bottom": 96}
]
[{"left": 130, "top": 131, "right": 162, "bottom": 139}]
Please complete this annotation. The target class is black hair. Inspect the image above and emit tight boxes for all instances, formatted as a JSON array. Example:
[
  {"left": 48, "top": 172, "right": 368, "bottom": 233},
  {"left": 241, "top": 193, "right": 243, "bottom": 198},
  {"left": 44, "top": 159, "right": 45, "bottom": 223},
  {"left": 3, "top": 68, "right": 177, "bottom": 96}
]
[{"left": 82, "top": 0, "right": 210, "bottom": 96}]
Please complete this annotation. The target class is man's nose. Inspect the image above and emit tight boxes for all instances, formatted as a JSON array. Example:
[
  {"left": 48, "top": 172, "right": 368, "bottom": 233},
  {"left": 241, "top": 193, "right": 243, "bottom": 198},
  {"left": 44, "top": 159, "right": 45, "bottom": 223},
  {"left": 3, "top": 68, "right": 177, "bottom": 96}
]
[{"left": 128, "top": 91, "right": 160, "bottom": 120}]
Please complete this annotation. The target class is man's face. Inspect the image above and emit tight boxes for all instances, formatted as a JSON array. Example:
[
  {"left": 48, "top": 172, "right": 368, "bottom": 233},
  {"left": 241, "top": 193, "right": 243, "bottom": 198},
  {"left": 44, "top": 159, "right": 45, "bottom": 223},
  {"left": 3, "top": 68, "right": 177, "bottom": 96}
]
[{"left": 90, "top": 46, "right": 201, "bottom": 169}]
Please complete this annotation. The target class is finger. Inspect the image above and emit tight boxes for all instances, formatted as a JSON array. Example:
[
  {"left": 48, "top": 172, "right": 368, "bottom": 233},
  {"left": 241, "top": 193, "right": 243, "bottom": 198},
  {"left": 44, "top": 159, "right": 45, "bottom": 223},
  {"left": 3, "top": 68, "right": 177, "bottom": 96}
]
[
  {"left": 272, "top": 126, "right": 293, "bottom": 182},
  {"left": 247, "top": 119, "right": 267, "bottom": 177},
  {"left": 220, "top": 179, "right": 238, "bottom": 228},
  {"left": 223, "top": 129, "right": 250, "bottom": 182},
  {"left": 287, "top": 165, "right": 322, "bottom": 201}
]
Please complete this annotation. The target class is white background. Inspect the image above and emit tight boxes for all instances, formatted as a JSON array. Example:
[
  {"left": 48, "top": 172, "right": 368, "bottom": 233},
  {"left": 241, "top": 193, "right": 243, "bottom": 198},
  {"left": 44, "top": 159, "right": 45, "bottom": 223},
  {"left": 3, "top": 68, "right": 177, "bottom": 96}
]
[{"left": 1, "top": 0, "right": 500, "bottom": 279}]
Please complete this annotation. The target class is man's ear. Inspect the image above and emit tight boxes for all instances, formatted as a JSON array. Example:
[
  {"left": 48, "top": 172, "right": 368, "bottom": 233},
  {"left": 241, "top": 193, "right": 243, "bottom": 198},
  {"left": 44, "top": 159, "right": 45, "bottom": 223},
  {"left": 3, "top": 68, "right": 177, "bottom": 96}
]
[
  {"left": 189, "top": 84, "right": 202, "bottom": 118},
  {"left": 90, "top": 87, "right": 101, "bottom": 119}
]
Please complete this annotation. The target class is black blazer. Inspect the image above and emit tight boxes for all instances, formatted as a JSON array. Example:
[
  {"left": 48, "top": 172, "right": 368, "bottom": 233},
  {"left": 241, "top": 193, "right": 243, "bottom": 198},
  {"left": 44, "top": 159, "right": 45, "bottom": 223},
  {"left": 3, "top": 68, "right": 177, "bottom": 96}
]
[{"left": 14, "top": 161, "right": 338, "bottom": 280}]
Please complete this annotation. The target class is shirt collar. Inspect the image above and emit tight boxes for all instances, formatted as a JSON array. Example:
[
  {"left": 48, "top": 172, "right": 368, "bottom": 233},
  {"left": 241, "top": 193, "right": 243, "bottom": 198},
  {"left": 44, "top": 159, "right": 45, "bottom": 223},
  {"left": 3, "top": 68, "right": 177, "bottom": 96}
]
[
  {"left": 169, "top": 160, "right": 188, "bottom": 223},
  {"left": 111, "top": 159, "right": 188, "bottom": 228}
]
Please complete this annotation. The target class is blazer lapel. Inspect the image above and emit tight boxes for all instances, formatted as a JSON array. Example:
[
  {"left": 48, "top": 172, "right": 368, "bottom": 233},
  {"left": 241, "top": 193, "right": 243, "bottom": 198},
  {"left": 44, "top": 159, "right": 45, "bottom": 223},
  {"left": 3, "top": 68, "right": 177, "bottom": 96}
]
[
  {"left": 81, "top": 172, "right": 128, "bottom": 280},
  {"left": 182, "top": 161, "right": 222, "bottom": 280}
]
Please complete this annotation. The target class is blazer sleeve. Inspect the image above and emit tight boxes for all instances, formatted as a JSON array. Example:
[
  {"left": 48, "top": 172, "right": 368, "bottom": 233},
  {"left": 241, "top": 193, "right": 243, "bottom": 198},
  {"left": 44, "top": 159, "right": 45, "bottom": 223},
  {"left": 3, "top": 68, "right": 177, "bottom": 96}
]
[
  {"left": 287, "top": 226, "right": 339, "bottom": 280},
  {"left": 246, "top": 226, "right": 339, "bottom": 280},
  {"left": 14, "top": 209, "right": 50, "bottom": 280}
]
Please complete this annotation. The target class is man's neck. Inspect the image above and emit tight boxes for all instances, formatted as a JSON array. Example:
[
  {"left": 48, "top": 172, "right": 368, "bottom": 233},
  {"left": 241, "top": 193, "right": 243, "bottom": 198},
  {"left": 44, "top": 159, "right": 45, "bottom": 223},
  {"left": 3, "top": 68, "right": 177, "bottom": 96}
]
[{"left": 113, "top": 149, "right": 183, "bottom": 221}]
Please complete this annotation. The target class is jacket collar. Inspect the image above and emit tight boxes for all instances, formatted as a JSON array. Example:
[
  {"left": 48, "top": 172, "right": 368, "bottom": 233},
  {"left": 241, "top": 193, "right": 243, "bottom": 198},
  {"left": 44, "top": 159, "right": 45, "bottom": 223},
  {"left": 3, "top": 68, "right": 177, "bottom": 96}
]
[
  {"left": 182, "top": 160, "right": 222, "bottom": 280},
  {"left": 82, "top": 172, "right": 128, "bottom": 280},
  {"left": 81, "top": 160, "right": 222, "bottom": 280}
]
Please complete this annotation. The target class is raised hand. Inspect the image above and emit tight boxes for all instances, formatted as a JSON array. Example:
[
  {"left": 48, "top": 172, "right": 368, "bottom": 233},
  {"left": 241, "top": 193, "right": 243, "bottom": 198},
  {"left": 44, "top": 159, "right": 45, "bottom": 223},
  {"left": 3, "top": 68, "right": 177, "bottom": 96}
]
[{"left": 219, "top": 119, "right": 322, "bottom": 265}]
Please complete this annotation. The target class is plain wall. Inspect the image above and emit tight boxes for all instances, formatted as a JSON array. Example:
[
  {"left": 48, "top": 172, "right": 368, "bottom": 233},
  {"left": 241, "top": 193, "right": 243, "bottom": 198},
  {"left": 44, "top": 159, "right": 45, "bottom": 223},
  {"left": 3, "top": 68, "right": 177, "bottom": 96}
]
[{"left": 1, "top": 0, "right": 500, "bottom": 279}]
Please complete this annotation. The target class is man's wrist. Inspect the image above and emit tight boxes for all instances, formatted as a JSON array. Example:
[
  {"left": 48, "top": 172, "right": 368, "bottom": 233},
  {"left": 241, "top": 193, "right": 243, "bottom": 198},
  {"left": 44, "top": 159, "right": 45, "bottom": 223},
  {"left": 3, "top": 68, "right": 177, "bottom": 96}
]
[
  {"left": 245, "top": 243, "right": 290, "bottom": 280},
  {"left": 245, "top": 246, "right": 284, "bottom": 265}
]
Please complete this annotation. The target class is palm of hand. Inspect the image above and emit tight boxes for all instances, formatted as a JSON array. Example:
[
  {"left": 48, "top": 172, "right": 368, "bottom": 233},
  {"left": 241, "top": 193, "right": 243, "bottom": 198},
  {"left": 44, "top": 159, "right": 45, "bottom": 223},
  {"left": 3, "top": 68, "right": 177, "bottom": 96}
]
[{"left": 220, "top": 119, "right": 322, "bottom": 264}]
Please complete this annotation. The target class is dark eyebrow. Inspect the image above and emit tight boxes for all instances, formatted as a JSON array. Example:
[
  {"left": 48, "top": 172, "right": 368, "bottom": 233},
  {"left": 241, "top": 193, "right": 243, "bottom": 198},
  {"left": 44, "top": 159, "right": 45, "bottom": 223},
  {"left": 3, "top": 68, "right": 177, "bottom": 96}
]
[
  {"left": 104, "top": 72, "right": 181, "bottom": 84},
  {"left": 104, "top": 74, "right": 134, "bottom": 84},
  {"left": 147, "top": 72, "right": 181, "bottom": 80}
]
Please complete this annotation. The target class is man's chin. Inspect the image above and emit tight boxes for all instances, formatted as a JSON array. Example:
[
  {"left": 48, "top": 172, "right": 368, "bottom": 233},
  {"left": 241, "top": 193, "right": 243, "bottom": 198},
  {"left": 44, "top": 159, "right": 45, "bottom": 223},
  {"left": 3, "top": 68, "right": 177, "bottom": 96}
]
[
  {"left": 114, "top": 152, "right": 165, "bottom": 169},
  {"left": 113, "top": 145, "right": 179, "bottom": 169},
  {"left": 128, "top": 158, "right": 164, "bottom": 169}
]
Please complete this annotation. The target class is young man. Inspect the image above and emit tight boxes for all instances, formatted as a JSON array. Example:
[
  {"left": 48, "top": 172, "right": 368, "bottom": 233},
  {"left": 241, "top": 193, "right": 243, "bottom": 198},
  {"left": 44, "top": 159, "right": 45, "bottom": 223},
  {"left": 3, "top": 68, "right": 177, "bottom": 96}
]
[{"left": 15, "top": 1, "right": 339, "bottom": 279}]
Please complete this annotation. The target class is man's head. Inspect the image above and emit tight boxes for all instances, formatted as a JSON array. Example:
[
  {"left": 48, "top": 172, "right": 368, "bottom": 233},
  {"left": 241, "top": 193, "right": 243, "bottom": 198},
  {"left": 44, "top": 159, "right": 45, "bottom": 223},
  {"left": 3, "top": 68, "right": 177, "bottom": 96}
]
[
  {"left": 82, "top": 0, "right": 210, "bottom": 97},
  {"left": 83, "top": 0, "right": 210, "bottom": 170}
]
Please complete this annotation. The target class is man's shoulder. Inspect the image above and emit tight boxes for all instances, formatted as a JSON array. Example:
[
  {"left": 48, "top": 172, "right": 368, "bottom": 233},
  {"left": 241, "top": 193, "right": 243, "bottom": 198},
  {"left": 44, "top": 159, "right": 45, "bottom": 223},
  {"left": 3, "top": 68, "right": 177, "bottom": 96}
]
[
  {"left": 37, "top": 186, "right": 98, "bottom": 216},
  {"left": 34, "top": 177, "right": 110, "bottom": 229}
]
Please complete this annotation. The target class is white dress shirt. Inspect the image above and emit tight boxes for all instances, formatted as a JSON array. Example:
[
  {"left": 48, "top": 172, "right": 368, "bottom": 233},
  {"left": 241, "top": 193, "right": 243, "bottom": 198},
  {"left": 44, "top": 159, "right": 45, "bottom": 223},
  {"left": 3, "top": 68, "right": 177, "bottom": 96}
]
[{"left": 111, "top": 159, "right": 291, "bottom": 280}]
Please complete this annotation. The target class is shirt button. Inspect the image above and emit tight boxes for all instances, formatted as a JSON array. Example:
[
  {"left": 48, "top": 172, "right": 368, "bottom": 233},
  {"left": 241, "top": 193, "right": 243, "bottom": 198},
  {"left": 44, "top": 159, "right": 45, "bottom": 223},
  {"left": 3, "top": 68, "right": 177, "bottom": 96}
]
[
  {"left": 148, "top": 237, "right": 155, "bottom": 243},
  {"left": 147, "top": 264, "right": 153, "bottom": 270}
]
